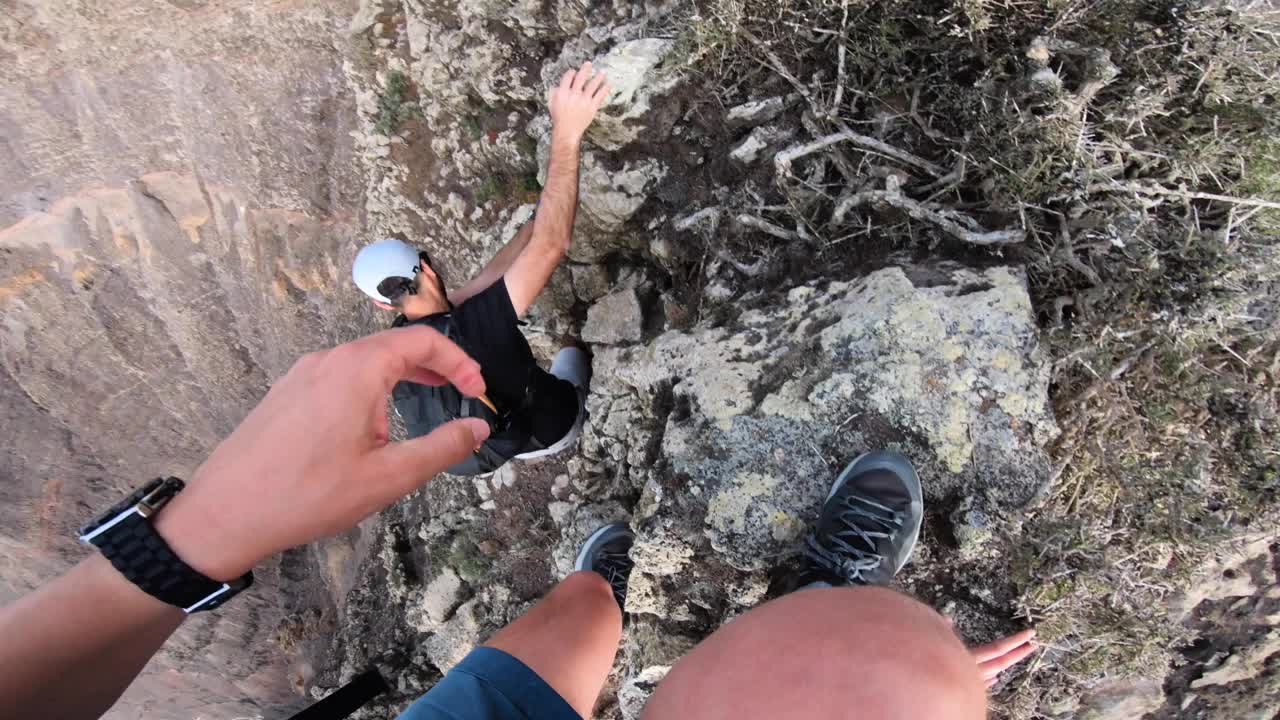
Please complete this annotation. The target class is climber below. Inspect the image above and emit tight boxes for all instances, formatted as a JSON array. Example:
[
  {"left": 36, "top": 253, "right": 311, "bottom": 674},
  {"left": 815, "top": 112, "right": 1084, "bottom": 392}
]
[{"left": 351, "top": 61, "right": 613, "bottom": 475}]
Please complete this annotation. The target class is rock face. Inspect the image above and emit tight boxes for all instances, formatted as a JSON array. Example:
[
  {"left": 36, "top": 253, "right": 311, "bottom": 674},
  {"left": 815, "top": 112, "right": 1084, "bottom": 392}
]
[
  {"left": 583, "top": 288, "right": 645, "bottom": 345},
  {"left": 1, "top": 2, "right": 364, "bottom": 719},
  {"left": 7, "top": 2, "right": 1271, "bottom": 720},
  {"left": 584, "top": 264, "right": 1056, "bottom": 613}
]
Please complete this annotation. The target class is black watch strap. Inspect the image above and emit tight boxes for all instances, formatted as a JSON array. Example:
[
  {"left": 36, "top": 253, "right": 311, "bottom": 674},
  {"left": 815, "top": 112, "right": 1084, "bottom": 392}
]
[{"left": 79, "top": 477, "right": 253, "bottom": 613}]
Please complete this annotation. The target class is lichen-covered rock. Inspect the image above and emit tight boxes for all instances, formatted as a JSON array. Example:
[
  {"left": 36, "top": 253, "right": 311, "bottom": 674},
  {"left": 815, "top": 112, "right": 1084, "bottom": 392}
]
[
  {"left": 584, "top": 263, "right": 1057, "bottom": 618},
  {"left": 424, "top": 598, "right": 483, "bottom": 673},
  {"left": 410, "top": 568, "right": 467, "bottom": 632},
  {"left": 618, "top": 665, "right": 671, "bottom": 720},
  {"left": 584, "top": 38, "right": 680, "bottom": 151}
]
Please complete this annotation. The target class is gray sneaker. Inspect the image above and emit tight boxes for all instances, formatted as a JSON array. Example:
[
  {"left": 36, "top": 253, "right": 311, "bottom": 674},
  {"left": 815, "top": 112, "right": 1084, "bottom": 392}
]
[
  {"left": 800, "top": 451, "right": 924, "bottom": 587},
  {"left": 574, "top": 522, "right": 634, "bottom": 609}
]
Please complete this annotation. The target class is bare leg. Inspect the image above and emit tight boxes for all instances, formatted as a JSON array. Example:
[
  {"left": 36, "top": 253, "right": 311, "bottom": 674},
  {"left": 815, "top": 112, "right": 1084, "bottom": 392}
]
[
  {"left": 643, "top": 586, "right": 986, "bottom": 720},
  {"left": 483, "top": 571, "right": 622, "bottom": 718}
]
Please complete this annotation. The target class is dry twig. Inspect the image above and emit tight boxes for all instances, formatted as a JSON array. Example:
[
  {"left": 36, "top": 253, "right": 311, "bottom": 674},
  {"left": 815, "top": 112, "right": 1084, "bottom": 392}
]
[
  {"left": 775, "top": 130, "right": 945, "bottom": 178},
  {"left": 1110, "top": 182, "right": 1280, "bottom": 210},
  {"left": 831, "top": 176, "right": 1025, "bottom": 245},
  {"left": 829, "top": 0, "right": 850, "bottom": 117},
  {"left": 736, "top": 214, "right": 802, "bottom": 241}
]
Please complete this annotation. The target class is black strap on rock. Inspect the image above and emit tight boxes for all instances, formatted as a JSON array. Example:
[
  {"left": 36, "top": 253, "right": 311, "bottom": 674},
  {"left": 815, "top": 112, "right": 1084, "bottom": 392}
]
[{"left": 286, "top": 669, "right": 389, "bottom": 720}]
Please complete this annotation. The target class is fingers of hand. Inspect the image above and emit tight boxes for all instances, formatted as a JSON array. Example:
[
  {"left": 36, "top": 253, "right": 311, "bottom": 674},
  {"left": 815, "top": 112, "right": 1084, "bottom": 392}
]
[
  {"left": 559, "top": 68, "right": 576, "bottom": 91},
  {"left": 369, "top": 325, "right": 485, "bottom": 396},
  {"left": 977, "top": 639, "right": 1038, "bottom": 679},
  {"left": 404, "top": 368, "right": 448, "bottom": 386},
  {"left": 593, "top": 83, "right": 613, "bottom": 110},
  {"left": 370, "top": 418, "right": 491, "bottom": 498},
  {"left": 372, "top": 403, "right": 390, "bottom": 446},
  {"left": 971, "top": 629, "right": 1037, "bottom": 662},
  {"left": 571, "top": 61, "right": 592, "bottom": 91},
  {"left": 584, "top": 71, "right": 606, "bottom": 98}
]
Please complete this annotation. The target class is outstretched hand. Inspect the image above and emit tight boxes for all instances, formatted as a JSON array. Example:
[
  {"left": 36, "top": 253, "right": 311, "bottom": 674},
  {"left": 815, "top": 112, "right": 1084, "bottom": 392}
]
[
  {"left": 971, "top": 629, "right": 1038, "bottom": 688},
  {"left": 154, "top": 326, "right": 492, "bottom": 581},
  {"left": 549, "top": 61, "right": 611, "bottom": 144}
]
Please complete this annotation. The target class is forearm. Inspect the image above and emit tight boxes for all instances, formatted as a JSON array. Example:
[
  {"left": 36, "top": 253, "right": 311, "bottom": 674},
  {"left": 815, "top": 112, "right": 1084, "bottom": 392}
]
[
  {"left": 501, "top": 60, "right": 606, "bottom": 315},
  {"left": 0, "top": 555, "right": 183, "bottom": 720},
  {"left": 451, "top": 222, "right": 535, "bottom": 304},
  {"left": 531, "top": 134, "right": 582, "bottom": 258},
  {"left": 503, "top": 133, "right": 582, "bottom": 315},
  {"left": 486, "top": 221, "right": 535, "bottom": 277}
]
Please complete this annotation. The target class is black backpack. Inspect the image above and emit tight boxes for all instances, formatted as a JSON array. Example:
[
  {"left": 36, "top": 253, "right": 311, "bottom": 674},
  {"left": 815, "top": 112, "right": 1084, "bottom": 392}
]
[{"left": 390, "top": 314, "right": 542, "bottom": 476}]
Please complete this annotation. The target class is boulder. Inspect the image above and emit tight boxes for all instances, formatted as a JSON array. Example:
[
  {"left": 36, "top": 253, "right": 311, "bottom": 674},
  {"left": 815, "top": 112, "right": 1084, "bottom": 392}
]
[
  {"left": 585, "top": 38, "right": 680, "bottom": 151},
  {"left": 584, "top": 263, "right": 1057, "bottom": 616},
  {"left": 582, "top": 288, "right": 645, "bottom": 345}
]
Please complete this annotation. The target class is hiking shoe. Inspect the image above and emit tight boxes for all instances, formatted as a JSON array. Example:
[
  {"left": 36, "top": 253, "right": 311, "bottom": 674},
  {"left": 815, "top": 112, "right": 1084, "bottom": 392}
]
[
  {"left": 549, "top": 346, "right": 590, "bottom": 390},
  {"left": 800, "top": 451, "right": 923, "bottom": 588},
  {"left": 514, "top": 347, "right": 589, "bottom": 461},
  {"left": 574, "top": 522, "right": 634, "bottom": 609}
]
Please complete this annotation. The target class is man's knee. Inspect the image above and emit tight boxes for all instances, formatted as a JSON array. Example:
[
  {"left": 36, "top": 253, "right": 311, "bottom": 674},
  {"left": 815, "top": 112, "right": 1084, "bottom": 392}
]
[{"left": 549, "top": 571, "right": 622, "bottom": 637}]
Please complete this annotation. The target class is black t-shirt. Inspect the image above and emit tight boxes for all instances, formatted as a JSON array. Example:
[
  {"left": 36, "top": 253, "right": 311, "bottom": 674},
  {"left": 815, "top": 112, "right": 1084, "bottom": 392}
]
[{"left": 405, "top": 278, "right": 578, "bottom": 446}]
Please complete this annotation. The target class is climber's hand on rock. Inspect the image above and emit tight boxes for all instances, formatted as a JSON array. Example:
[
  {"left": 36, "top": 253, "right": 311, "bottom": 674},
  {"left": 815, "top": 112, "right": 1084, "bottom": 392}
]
[
  {"left": 971, "top": 628, "right": 1038, "bottom": 688},
  {"left": 549, "top": 60, "right": 611, "bottom": 144},
  {"left": 153, "top": 325, "right": 491, "bottom": 581}
]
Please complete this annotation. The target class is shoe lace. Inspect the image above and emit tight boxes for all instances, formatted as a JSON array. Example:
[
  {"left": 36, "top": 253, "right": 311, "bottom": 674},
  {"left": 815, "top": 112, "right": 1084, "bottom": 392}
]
[
  {"left": 805, "top": 493, "right": 904, "bottom": 584},
  {"left": 595, "top": 547, "right": 634, "bottom": 606}
]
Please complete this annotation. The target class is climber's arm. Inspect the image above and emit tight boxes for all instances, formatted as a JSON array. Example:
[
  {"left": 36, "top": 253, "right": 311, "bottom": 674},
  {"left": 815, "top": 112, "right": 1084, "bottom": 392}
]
[
  {"left": 450, "top": 221, "right": 535, "bottom": 306},
  {"left": 0, "top": 326, "right": 491, "bottom": 720},
  {"left": 505, "top": 61, "right": 612, "bottom": 317},
  {"left": 0, "top": 556, "right": 184, "bottom": 720}
]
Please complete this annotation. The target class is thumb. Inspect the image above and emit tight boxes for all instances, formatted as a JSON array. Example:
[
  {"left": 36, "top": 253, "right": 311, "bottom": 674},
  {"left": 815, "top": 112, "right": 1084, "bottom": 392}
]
[{"left": 371, "top": 418, "right": 491, "bottom": 498}]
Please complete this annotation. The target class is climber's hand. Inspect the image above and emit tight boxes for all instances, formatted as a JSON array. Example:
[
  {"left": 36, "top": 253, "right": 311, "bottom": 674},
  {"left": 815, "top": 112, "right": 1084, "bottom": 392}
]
[
  {"left": 153, "top": 325, "right": 491, "bottom": 581},
  {"left": 971, "top": 629, "right": 1038, "bottom": 688},
  {"left": 549, "top": 60, "right": 612, "bottom": 143}
]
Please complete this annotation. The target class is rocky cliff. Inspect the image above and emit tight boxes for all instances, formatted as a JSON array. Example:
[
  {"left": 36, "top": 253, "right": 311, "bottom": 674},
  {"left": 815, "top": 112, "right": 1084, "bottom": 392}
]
[
  {"left": 1, "top": 2, "right": 365, "bottom": 717},
  {"left": 2, "top": 1, "right": 1276, "bottom": 719}
]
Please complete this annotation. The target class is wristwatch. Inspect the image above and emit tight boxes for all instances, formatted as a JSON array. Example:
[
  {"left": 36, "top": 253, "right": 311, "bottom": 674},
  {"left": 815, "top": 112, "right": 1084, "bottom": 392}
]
[{"left": 78, "top": 477, "right": 253, "bottom": 613}]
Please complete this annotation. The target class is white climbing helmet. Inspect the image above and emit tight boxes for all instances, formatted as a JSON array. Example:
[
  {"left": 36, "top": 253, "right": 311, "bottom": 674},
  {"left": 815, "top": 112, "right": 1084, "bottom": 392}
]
[{"left": 352, "top": 238, "right": 421, "bottom": 303}]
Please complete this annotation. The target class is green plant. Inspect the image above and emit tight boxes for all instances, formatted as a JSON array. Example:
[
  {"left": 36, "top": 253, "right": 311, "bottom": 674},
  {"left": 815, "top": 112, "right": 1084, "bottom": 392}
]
[
  {"left": 374, "top": 70, "right": 420, "bottom": 136},
  {"left": 473, "top": 173, "right": 541, "bottom": 207}
]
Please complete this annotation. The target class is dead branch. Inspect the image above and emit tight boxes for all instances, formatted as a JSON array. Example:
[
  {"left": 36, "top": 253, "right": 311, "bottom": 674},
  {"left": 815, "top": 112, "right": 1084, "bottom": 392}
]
[
  {"left": 716, "top": 250, "right": 768, "bottom": 275},
  {"left": 741, "top": 28, "right": 820, "bottom": 111},
  {"left": 828, "top": 0, "right": 850, "bottom": 117},
  {"left": 831, "top": 177, "right": 1025, "bottom": 245},
  {"left": 1057, "top": 214, "right": 1102, "bottom": 286},
  {"left": 1113, "top": 182, "right": 1280, "bottom": 211},
  {"left": 775, "top": 129, "right": 945, "bottom": 178},
  {"left": 737, "top": 214, "right": 802, "bottom": 241}
]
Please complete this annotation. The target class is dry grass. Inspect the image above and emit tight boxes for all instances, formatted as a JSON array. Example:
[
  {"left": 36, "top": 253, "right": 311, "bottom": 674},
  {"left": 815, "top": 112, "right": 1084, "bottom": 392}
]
[{"left": 677, "top": 0, "right": 1280, "bottom": 713}]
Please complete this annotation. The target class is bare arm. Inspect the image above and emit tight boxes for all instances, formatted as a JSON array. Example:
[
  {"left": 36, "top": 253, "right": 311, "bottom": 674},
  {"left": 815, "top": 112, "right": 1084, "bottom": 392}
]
[
  {"left": 505, "top": 61, "right": 611, "bottom": 317},
  {"left": 0, "top": 556, "right": 182, "bottom": 719},
  {"left": 450, "top": 221, "right": 535, "bottom": 306},
  {"left": 0, "top": 327, "right": 492, "bottom": 719}
]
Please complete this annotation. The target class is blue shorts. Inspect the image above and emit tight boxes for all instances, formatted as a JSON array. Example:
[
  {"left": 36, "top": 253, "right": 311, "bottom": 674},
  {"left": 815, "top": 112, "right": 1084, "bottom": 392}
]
[{"left": 397, "top": 647, "right": 581, "bottom": 720}]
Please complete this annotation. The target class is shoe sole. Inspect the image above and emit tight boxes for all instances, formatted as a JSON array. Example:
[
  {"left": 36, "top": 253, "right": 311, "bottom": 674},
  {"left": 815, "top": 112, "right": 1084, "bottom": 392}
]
[
  {"left": 515, "top": 348, "right": 589, "bottom": 461},
  {"left": 827, "top": 450, "right": 924, "bottom": 575},
  {"left": 574, "top": 522, "right": 632, "bottom": 573}
]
